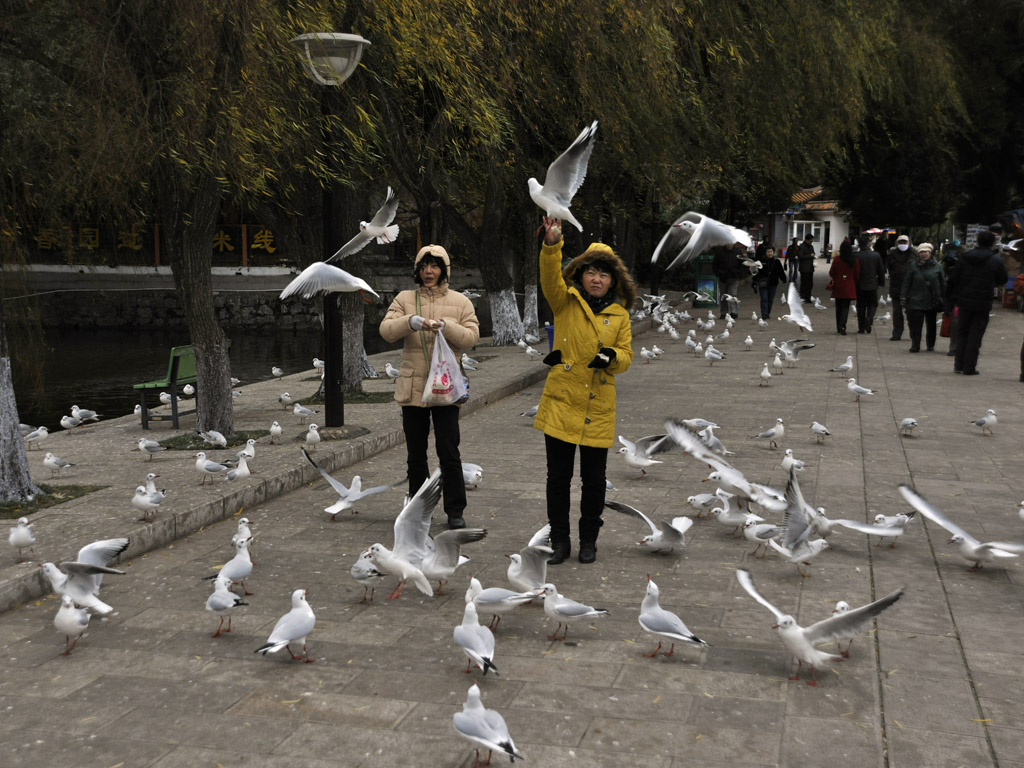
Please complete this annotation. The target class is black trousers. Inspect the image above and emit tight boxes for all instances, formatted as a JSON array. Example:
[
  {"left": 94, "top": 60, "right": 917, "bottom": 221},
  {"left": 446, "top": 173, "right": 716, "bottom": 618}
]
[
  {"left": 954, "top": 307, "right": 990, "bottom": 374},
  {"left": 544, "top": 433, "right": 607, "bottom": 544},
  {"left": 798, "top": 269, "right": 814, "bottom": 301},
  {"left": 856, "top": 289, "right": 878, "bottom": 331},
  {"left": 834, "top": 298, "right": 852, "bottom": 332},
  {"left": 402, "top": 405, "right": 466, "bottom": 518},
  {"left": 889, "top": 293, "right": 906, "bottom": 339},
  {"left": 907, "top": 308, "right": 939, "bottom": 350}
]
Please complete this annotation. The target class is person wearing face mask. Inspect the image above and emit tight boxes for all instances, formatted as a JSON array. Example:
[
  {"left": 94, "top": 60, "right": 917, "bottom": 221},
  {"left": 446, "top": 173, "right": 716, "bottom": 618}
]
[
  {"left": 900, "top": 242, "right": 945, "bottom": 352},
  {"left": 380, "top": 245, "right": 480, "bottom": 529},
  {"left": 534, "top": 217, "right": 636, "bottom": 564},
  {"left": 885, "top": 235, "right": 917, "bottom": 341}
]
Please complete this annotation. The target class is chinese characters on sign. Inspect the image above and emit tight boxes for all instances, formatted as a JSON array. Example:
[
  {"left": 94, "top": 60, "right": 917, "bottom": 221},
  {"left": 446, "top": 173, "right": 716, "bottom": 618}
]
[{"left": 30, "top": 224, "right": 281, "bottom": 264}]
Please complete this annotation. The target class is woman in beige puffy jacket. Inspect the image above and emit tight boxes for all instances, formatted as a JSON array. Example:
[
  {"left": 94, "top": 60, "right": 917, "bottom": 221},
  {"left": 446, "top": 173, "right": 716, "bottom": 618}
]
[{"left": 379, "top": 245, "right": 480, "bottom": 529}]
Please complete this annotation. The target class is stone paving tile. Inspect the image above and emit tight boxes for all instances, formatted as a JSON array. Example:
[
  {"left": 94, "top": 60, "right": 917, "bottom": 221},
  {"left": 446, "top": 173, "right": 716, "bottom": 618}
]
[
  {"left": 0, "top": 733, "right": 173, "bottom": 768},
  {"left": 781, "top": 716, "right": 883, "bottom": 768},
  {"left": 886, "top": 725, "right": 994, "bottom": 768}
]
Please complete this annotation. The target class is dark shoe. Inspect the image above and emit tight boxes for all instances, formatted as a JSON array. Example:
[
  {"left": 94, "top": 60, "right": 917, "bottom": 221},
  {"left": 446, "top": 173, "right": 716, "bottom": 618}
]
[
  {"left": 547, "top": 540, "right": 571, "bottom": 565},
  {"left": 447, "top": 516, "right": 466, "bottom": 530},
  {"left": 926, "top": 347, "right": 934, "bottom": 352},
  {"left": 890, "top": 336, "right": 901, "bottom": 341},
  {"left": 838, "top": 329, "right": 846, "bottom": 335},
  {"left": 578, "top": 542, "right": 597, "bottom": 564},
  {"left": 857, "top": 329, "right": 866, "bottom": 334},
  {"left": 730, "top": 313, "right": 738, "bottom": 320},
  {"left": 866, "top": 326, "right": 872, "bottom": 334},
  {"left": 947, "top": 350, "right": 956, "bottom": 357},
  {"left": 963, "top": 370, "right": 980, "bottom": 376},
  {"left": 909, "top": 347, "right": 920, "bottom": 353},
  {"left": 1019, "top": 375, "right": 1024, "bottom": 382},
  {"left": 954, "top": 368, "right": 962, "bottom": 374},
  {"left": 719, "top": 314, "right": 726, "bottom": 320}
]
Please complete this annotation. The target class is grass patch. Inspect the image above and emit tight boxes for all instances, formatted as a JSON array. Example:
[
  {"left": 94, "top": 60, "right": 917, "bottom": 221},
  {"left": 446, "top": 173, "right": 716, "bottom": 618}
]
[
  {"left": 1, "top": 483, "right": 107, "bottom": 519},
  {"left": 160, "top": 429, "right": 270, "bottom": 451}
]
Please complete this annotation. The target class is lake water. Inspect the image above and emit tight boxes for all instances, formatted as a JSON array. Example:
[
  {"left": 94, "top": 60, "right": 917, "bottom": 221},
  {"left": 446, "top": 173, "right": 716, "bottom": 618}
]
[{"left": 12, "top": 327, "right": 397, "bottom": 430}]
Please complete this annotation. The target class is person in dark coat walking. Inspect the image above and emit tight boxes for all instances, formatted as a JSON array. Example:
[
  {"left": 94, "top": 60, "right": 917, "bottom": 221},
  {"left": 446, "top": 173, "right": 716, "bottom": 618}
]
[
  {"left": 797, "top": 234, "right": 816, "bottom": 302},
  {"left": 828, "top": 240, "right": 860, "bottom": 334},
  {"left": 785, "top": 237, "right": 800, "bottom": 282},
  {"left": 753, "top": 246, "right": 787, "bottom": 319},
  {"left": 886, "top": 234, "right": 917, "bottom": 341},
  {"left": 900, "top": 243, "right": 945, "bottom": 352},
  {"left": 713, "top": 244, "right": 746, "bottom": 319},
  {"left": 945, "top": 230, "right": 1008, "bottom": 375},
  {"left": 854, "top": 235, "right": 886, "bottom": 333}
]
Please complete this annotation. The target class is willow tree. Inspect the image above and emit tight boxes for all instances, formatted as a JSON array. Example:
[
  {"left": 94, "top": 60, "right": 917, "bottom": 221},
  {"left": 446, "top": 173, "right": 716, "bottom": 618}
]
[{"left": 0, "top": 0, "right": 351, "bottom": 434}]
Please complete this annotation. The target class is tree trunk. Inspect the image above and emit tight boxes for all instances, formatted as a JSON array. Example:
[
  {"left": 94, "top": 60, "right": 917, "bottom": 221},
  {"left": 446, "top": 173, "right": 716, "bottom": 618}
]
[
  {"left": 475, "top": 170, "right": 523, "bottom": 344},
  {"left": 159, "top": 168, "right": 233, "bottom": 435},
  {"left": 0, "top": 298, "right": 40, "bottom": 502},
  {"left": 521, "top": 198, "right": 541, "bottom": 336}
]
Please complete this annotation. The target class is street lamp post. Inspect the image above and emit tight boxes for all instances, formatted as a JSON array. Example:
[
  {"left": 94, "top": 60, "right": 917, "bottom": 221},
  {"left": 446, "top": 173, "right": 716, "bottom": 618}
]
[{"left": 290, "top": 32, "right": 371, "bottom": 428}]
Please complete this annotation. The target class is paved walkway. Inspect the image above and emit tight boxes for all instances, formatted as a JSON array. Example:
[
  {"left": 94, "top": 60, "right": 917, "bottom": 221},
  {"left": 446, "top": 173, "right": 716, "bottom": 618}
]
[{"left": 2, "top": 269, "right": 1023, "bottom": 768}]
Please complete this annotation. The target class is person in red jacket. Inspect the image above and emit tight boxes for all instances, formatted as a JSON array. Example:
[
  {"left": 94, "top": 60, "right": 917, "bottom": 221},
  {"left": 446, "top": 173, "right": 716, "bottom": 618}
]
[{"left": 828, "top": 239, "right": 860, "bottom": 335}]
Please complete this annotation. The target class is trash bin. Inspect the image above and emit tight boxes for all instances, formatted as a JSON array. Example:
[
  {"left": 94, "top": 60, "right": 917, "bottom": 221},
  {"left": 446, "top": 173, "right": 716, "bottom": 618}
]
[{"left": 694, "top": 254, "right": 717, "bottom": 308}]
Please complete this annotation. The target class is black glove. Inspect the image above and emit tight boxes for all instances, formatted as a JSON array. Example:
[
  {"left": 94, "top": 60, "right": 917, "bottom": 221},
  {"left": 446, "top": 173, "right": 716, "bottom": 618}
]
[
  {"left": 542, "top": 349, "right": 562, "bottom": 366},
  {"left": 587, "top": 348, "right": 616, "bottom": 369}
]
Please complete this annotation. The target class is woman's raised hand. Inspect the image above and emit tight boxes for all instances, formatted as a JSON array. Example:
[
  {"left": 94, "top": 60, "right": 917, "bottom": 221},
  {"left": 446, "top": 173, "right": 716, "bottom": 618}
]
[{"left": 542, "top": 216, "right": 563, "bottom": 245}]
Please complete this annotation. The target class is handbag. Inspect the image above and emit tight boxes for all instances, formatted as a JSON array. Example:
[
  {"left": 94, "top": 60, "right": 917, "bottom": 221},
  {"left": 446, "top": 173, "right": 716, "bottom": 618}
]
[{"left": 939, "top": 312, "right": 952, "bottom": 338}]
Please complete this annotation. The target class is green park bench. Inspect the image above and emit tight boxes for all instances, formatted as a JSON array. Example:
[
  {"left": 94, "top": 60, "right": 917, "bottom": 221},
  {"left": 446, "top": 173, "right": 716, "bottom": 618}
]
[{"left": 133, "top": 344, "right": 198, "bottom": 429}]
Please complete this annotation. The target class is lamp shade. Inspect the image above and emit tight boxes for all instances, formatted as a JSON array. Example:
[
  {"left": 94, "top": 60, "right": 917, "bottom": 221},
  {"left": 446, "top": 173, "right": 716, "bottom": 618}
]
[{"left": 289, "top": 33, "right": 371, "bottom": 87}]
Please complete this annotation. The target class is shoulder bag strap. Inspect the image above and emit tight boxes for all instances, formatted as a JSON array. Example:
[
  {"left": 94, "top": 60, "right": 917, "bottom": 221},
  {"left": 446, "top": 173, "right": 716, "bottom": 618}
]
[{"left": 416, "top": 292, "right": 431, "bottom": 365}]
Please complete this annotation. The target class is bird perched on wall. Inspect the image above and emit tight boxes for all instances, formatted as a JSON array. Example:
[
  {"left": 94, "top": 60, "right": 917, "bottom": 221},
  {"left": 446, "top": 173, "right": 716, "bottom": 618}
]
[
  {"left": 9, "top": 517, "right": 36, "bottom": 562},
  {"left": 137, "top": 437, "right": 166, "bottom": 461},
  {"left": 43, "top": 452, "right": 74, "bottom": 477}
]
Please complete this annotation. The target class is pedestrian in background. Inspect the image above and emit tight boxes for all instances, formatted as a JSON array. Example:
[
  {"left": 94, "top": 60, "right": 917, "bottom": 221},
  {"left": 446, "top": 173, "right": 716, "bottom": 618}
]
[
  {"left": 828, "top": 240, "right": 860, "bottom": 335},
  {"left": 535, "top": 217, "right": 635, "bottom": 564},
  {"left": 713, "top": 243, "right": 746, "bottom": 319},
  {"left": 380, "top": 245, "right": 480, "bottom": 529},
  {"left": 785, "top": 237, "right": 800, "bottom": 282},
  {"left": 946, "top": 230, "right": 1008, "bottom": 376},
  {"left": 900, "top": 242, "right": 945, "bottom": 352},
  {"left": 854, "top": 234, "right": 886, "bottom": 333},
  {"left": 753, "top": 245, "right": 787, "bottom": 320},
  {"left": 797, "top": 234, "right": 816, "bottom": 302},
  {"left": 885, "top": 234, "right": 916, "bottom": 341}
]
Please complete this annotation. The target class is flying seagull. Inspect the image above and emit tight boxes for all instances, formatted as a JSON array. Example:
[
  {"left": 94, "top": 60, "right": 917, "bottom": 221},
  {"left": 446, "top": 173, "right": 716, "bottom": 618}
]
[
  {"left": 651, "top": 212, "right": 752, "bottom": 272},
  {"left": 326, "top": 186, "right": 401, "bottom": 262},
  {"left": 528, "top": 120, "right": 599, "bottom": 231}
]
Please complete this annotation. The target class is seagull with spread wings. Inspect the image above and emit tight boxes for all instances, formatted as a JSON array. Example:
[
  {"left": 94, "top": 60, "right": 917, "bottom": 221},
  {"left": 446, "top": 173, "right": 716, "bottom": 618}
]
[
  {"left": 737, "top": 568, "right": 904, "bottom": 685},
  {"left": 898, "top": 484, "right": 1024, "bottom": 570},
  {"left": 528, "top": 121, "right": 598, "bottom": 231},
  {"left": 325, "top": 186, "right": 400, "bottom": 262},
  {"left": 651, "top": 212, "right": 752, "bottom": 272}
]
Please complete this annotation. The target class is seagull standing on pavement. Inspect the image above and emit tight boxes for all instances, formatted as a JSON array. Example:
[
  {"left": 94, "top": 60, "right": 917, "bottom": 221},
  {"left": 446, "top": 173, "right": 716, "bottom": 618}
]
[
  {"left": 736, "top": 568, "right": 904, "bottom": 685},
  {"left": 200, "top": 430, "right": 228, "bottom": 448},
  {"left": 528, "top": 120, "right": 598, "bottom": 231},
  {"left": 138, "top": 437, "right": 166, "bottom": 461},
  {"left": 899, "top": 418, "right": 919, "bottom": 436},
  {"left": 830, "top": 355, "right": 854, "bottom": 375},
  {"left": 54, "top": 595, "right": 90, "bottom": 655},
  {"left": 70, "top": 405, "right": 100, "bottom": 422},
  {"left": 453, "top": 601, "right": 499, "bottom": 676},
  {"left": 278, "top": 392, "right": 294, "bottom": 409},
  {"left": 810, "top": 421, "right": 831, "bottom": 443},
  {"left": 759, "top": 362, "right": 772, "bottom": 386},
  {"left": 453, "top": 683, "right": 524, "bottom": 767},
  {"left": 194, "top": 451, "right": 229, "bottom": 485},
  {"left": 465, "top": 577, "right": 540, "bottom": 631},
  {"left": 969, "top": 408, "right": 997, "bottom": 435},
  {"left": 9, "top": 517, "right": 36, "bottom": 562},
  {"left": 131, "top": 485, "right": 165, "bottom": 522},
  {"left": 304, "top": 424, "right": 321, "bottom": 452},
  {"left": 226, "top": 455, "right": 251, "bottom": 482},
  {"left": 23, "top": 425, "right": 49, "bottom": 450},
  {"left": 384, "top": 362, "right": 400, "bottom": 379},
  {"left": 43, "top": 452, "right": 74, "bottom": 477},
  {"left": 202, "top": 537, "right": 253, "bottom": 595},
  {"left": 751, "top": 418, "right": 785, "bottom": 449},
  {"left": 206, "top": 577, "right": 248, "bottom": 638},
  {"left": 254, "top": 588, "right": 316, "bottom": 662},
  {"left": 541, "top": 583, "right": 609, "bottom": 641},
  {"left": 638, "top": 577, "right": 707, "bottom": 658},
  {"left": 847, "top": 378, "right": 876, "bottom": 402},
  {"left": 269, "top": 421, "right": 283, "bottom": 444}
]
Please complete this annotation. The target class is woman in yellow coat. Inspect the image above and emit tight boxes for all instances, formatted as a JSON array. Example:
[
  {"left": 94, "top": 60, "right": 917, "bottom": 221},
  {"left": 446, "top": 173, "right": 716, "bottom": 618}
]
[
  {"left": 536, "top": 217, "right": 636, "bottom": 564},
  {"left": 380, "top": 245, "right": 480, "bottom": 529}
]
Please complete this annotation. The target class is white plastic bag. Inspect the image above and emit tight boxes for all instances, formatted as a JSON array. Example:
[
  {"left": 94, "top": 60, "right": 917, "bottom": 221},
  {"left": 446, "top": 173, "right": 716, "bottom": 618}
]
[{"left": 421, "top": 331, "right": 467, "bottom": 405}]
